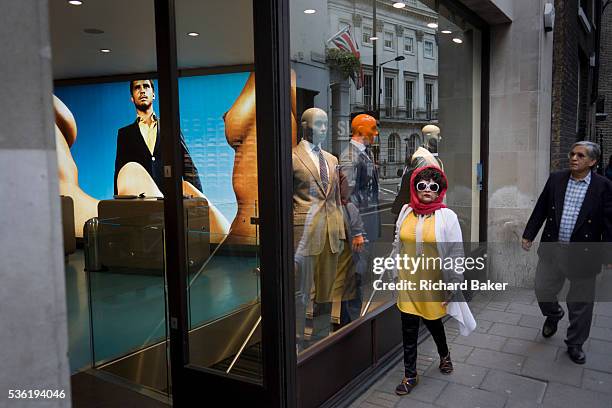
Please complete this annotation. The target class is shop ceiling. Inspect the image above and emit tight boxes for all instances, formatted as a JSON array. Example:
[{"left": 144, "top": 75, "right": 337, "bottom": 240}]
[{"left": 50, "top": 0, "right": 254, "bottom": 80}]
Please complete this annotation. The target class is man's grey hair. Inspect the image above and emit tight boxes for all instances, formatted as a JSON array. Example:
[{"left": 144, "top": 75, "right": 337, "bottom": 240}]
[{"left": 571, "top": 141, "right": 601, "bottom": 163}]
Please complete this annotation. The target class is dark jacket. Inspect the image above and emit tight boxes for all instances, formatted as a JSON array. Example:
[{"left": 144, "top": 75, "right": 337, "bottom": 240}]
[
  {"left": 523, "top": 170, "right": 612, "bottom": 274},
  {"left": 114, "top": 120, "right": 201, "bottom": 194},
  {"left": 339, "top": 142, "right": 380, "bottom": 240}
]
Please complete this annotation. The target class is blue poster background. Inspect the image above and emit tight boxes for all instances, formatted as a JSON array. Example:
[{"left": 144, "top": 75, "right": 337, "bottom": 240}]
[{"left": 54, "top": 72, "right": 250, "bottom": 221}]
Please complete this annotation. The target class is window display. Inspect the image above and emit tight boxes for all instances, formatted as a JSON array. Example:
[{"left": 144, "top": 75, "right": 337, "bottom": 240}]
[{"left": 290, "top": 0, "right": 482, "bottom": 354}]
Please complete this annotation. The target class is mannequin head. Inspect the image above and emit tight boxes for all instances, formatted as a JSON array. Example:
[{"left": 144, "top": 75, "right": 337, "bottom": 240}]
[
  {"left": 421, "top": 124, "right": 441, "bottom": 154},
  {"left": 351, "top": 114, "right": 378, "bottom": 146},
  {"left": 301, "top": 108, "right": 328, "bottom": 145}
]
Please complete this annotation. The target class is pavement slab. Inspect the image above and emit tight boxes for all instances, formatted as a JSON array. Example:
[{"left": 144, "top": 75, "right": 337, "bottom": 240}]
[{"left": 350, "top": 293, "right": 612, "bottom": 408}]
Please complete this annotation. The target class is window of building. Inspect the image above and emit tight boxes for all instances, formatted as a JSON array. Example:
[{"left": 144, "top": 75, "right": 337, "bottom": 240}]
[
  {"left": 384, "top": 31, "right": 394, "bottom": 49},
  {"left": 384, "top": 77, "right": 394, "bottom": 116},
  {"left": 426, "top": 83, "right": 434, "bottom": 119},
  {"left": 404, "top": 36, "right": 414, "bottom": 54},
  {"left": 408, "top": 133, "right": 421, "bottom": 157},
  {"left": 405, "top": 80, "right": 414, "bottom": 118},
  {"left": 363, "top": 26, "right": 372, "bottom": 45},
  {"left": 388, "top": 134, "right": 400, "bottom": 163},
  {"left": 363, "top": 74, "right": 373, "bottom": 107},
  {"left": 424, "top": 40, "right": 434, "bottom": 58},
  {"left": 339, "top": 21, "right": 350, "bottom": 31}
]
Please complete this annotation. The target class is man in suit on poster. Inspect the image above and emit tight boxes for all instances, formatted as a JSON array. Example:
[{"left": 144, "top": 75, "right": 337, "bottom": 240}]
[
  {"left": 114, "top": 79, "right": 201, "bottom": 195},
  {"left": 522, "top": 141, "right": 612, "bottom": 364}
]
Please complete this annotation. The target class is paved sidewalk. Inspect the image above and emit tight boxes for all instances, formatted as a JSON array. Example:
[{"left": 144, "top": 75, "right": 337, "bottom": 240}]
[{"left": 349, "top": 288, "right": 612, "bottom": 408}]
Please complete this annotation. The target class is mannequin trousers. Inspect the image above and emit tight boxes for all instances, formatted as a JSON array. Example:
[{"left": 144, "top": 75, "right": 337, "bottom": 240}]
[
  {"left": 401, "top": 312, "right": 449, "bottom": 378},
  {"left": 295, "top": 236, "right": 339, "bottom": 348}
]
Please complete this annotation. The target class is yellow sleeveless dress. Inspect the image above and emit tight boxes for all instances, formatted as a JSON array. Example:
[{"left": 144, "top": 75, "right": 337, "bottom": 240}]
[{"left": 396, "top": 212, "right": 446, "bottom": 320}]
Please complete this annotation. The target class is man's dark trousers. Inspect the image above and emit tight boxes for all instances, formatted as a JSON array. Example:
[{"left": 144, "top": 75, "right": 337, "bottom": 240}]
[
  {"left": 523, "top": 170, "right": 612, "bottom": 347},
  {"left": 535, "top": 253, "right": 596, "bottom": 346}
]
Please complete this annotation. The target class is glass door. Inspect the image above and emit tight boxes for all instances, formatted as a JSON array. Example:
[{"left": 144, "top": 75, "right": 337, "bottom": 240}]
[{"left": 158, "top": 0, "right": 295, "bottom": 405}]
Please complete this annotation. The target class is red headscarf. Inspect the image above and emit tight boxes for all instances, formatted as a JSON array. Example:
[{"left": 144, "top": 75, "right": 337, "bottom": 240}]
[{"left": 409, "top": 165, "right": 448, "bottom": 215}]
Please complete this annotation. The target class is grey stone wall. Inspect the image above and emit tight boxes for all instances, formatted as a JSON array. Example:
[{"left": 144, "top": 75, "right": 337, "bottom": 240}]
[
  {"left": 0, "top": 1, "right": 71, "bottom": 406},
  {"left": 596, "top": 2, "right": 612, "bottom": 168},
  {"left": 487, "top": 0, "right": 554, "bottom": 287}
]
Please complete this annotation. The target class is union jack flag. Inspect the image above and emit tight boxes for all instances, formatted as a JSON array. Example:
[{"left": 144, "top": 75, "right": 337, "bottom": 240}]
[{"left": 327, "top": 26, "right": 364, "bottom": 90}]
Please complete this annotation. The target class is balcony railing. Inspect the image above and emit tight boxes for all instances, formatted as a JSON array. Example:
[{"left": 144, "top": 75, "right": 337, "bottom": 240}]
[{"left": 349, "top": 104, "right": 439, "bottom": 122}]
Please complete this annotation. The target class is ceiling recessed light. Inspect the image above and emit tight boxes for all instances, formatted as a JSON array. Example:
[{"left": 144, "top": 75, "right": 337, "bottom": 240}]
[
  {"left": 441, "top": 30, "right": 452, "bottom": 34},
  {"left": 393, "top": 2, "right": 406, "bottom": 8},
  {"left": 452, "top": 38, "right": 463, "bottom": 44},
  {"left": 370, "top": 36, "right": 379, "bottom": 41},
  {"left": 99, "top": 48, "right": 111, "bottom": 53},
  {"left": 427, "top": 22, "right": 438, "bottom": 29},
  {"left": 84, "top": 28, "right": 104, "bottom": 34},
  {"left": 187, "top": 32, "right": 200, "bottom": 37},
  {"left": 304, "top": 9, "right": 316, "bottom": 14},
  {"left": 68, "top": 0, "right": 83, "bottom": 5}
]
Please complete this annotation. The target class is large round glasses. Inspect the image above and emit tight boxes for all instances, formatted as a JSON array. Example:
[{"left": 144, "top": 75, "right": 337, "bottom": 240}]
[{"left": 416, "top": 181, "right": 440, "bottom": 193}]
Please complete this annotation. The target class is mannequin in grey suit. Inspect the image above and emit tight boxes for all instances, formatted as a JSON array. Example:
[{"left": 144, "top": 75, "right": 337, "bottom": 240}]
[{"left": 293, "top": 108, "right": 345, "bottom": 350}]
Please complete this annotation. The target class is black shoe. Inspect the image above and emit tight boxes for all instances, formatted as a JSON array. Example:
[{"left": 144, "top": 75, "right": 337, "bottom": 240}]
[
  {"left": 542, "top": 309, "right": 565, "bottom": 338},
  {"left": 567, "top": 345, "right": 586, "bottom": 364},
  {"left": 395, "top": 376, "right": 418, "bottom": 396},
  {"left": 439, "top": 353, "right": 453, "bottom": 374}
]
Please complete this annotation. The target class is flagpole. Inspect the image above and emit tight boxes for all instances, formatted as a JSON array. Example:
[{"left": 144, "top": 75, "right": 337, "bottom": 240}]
[{"left": 372, "top": 0, "right": 377, "bottom": 116}]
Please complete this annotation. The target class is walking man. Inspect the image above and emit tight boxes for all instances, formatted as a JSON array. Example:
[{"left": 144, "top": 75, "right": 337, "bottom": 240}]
[{"left": 522, "top": 141, "right": 612, "bottom": 364}]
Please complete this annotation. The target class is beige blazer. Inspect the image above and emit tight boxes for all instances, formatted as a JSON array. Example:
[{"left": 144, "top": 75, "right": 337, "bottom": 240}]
[{"left": 293, "top": 141, "right": 346, "bottom": 256}]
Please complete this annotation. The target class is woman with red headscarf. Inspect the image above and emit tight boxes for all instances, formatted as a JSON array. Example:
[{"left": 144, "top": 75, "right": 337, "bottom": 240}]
[{"left": 391, "top": 166, "right": 476, "bottom": 396}]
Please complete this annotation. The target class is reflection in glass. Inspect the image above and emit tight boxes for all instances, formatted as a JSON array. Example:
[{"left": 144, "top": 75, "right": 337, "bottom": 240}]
[{"left": 291, "top": 0, "right": 482, "bottom": 353}]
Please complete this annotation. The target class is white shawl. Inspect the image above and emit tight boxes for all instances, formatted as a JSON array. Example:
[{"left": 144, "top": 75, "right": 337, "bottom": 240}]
[{"left": 392, "top": 204, "right": 477, "bottom": 336}]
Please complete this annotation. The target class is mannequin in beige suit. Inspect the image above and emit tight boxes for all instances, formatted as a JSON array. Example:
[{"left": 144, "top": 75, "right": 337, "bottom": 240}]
[{"left": 293, "top": 108, "right": 345, "bottom": 349}]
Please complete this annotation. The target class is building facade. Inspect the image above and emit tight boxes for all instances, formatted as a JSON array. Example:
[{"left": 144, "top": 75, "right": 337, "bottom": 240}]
[
  {"left": 596, "top": 0, "right": 612, "bottom": 167},
  {"left": 551, "top": 0, "right": 604, "bottom": 170}
]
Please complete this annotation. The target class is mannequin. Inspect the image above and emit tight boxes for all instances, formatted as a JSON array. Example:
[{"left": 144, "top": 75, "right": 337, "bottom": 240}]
[
  {"left": 293, "top": 107, "right": 345, "bottom": 349},
  {"left": 336, "top": 114, "right": 381, "bottom": 325},
  {"left": 224, "top": 71, "right": 298, "bottom": 244},
  {"left": 411, "top": 124, "right": 443, "bottom": 169},
  {"left": 391, "top": 124, "right": 444, "bottom": 215}
]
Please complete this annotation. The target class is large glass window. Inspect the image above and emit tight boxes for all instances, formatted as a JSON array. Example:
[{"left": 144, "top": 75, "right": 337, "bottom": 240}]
[
  {"left": 173, "top": 0, "right": 262, "bottom": 381},
  {"left": 289, "top": 0, "right": 482, "bottom": 357},
  {"left": 51, "top": 0, "right": 172, "bottom": 397}
]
